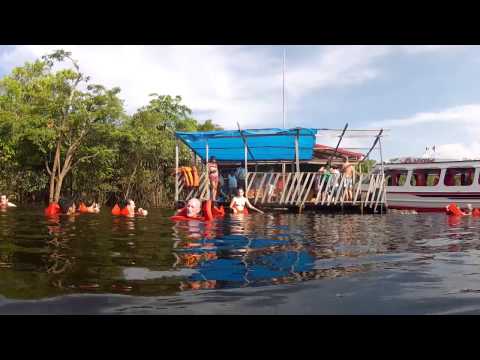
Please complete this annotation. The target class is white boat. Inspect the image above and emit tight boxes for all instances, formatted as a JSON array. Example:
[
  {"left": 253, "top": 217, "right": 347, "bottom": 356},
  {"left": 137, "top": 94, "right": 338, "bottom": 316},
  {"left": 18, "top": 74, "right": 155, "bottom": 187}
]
[{"left": 378, "top": 158, "right": 480, "bottom": 212}]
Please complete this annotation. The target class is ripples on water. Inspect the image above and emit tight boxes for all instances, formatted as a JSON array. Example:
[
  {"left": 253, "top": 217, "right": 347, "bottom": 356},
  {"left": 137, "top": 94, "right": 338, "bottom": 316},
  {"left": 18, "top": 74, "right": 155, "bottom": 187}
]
[{"left": 2, "top": 207, "right": 480, "bottom": 313}]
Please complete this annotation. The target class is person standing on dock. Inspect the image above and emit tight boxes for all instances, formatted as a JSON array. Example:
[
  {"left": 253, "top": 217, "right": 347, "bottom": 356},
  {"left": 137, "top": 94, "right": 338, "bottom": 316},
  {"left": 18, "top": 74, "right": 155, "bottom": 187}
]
[
  {"left": 341, "top": 157, "right": 355, "bottom": 201},
  {"left": 228, "top": 171, "right": 238, "bottom": 198},
  {"left": 208, "top": 156, "right": 219, "bottom": 201},
  {"left": 235, "top": 162, "right": 247, "bottom": 191}
]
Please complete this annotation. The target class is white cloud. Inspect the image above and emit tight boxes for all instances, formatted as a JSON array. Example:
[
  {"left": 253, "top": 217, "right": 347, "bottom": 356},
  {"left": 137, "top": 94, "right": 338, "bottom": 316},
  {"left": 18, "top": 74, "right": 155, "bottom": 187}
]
[
  {"left": 0, "top": 45, "right": 471, "bottom": 130},
  {"left": 398, "top": 45, "right": 468, "bottom": 54},
  {"left": 369, "top": 104, "right": 480, "bottom": 128},
  {"left": 434, "top": 143, "right": 480, "bottom": 160},
  {"left": 370, "top": 104, "right": 480, "bottom": 160}
]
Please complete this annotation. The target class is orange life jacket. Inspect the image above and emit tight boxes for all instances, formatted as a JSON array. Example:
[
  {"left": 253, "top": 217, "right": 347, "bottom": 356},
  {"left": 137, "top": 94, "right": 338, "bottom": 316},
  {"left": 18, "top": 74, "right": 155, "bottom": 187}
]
[
  {"left": 446, "top": 203, "right": 464, "bottom": 216},
  {"left": 170, "top": 200, "right": 221, "bottom": 221},
  {"left": 45, "top": 203, "right": 61, "bottom": 216},
  {"left": 78, "top": 202, "right": 89, "bottom": 213},
  {"left": 112, "top": 204, "right": 121, "bottom": 216},
  {"left": 191, "top": 166, "right": 200, "bottom": 187}
]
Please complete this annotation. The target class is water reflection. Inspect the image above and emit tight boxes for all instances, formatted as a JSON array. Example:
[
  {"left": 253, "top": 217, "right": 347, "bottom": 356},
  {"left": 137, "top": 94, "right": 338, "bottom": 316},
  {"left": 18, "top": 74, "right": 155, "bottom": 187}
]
[{"left": 3, "top": 208, "right": 480, "bottom": 302}]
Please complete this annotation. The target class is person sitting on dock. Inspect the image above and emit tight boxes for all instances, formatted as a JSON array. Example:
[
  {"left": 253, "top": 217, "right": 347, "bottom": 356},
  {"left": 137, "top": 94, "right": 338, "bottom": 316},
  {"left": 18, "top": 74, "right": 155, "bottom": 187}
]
[
  {"left": 341, "top": 157, "right": 355, "bottom": 201},
  {"left": 230, "top": 188, "right": 264, "bottom": 215},
  {"left": 0, "top": 194, "right": 16, "bottom": 208}
]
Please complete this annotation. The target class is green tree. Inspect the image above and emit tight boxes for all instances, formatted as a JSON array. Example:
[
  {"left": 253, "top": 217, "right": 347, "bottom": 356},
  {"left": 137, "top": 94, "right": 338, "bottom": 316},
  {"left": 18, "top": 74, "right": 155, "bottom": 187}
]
[{"left": 0, "top": 50, "right": 124, "bottom": 203}]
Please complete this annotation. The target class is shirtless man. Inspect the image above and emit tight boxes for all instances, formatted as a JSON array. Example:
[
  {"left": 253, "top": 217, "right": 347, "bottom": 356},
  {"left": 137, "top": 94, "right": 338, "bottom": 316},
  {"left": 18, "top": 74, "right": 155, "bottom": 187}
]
[
  {"left": 125, "top": 199, "right": 148, "bottom": 217},
  {"left": 0, "top": 195, "right": 16, "bottom": 208},
  {"left": 178, "top": 198, "right": 202, "bottom": 218},
  {"left": 342, "top": 157, "right": 355, "bottom": 201},
  {"left": 229, "top": 188, "right": 264, "bottom": 214}
]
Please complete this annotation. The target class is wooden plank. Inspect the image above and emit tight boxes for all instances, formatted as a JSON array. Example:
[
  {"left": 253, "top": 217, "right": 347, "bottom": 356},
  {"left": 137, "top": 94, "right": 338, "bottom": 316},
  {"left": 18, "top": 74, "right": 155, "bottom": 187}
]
[
  {"left": 246, "top": 172, "right": 256, "bottom": 194},
  {"left": 363, "top": 174, "right": 375, "bottom": 208},
  {"left": 320, "top": 176, "right": 333, "bottom": 205},
  {"left": 314, "top": 173, "right": 326, "bottom": 205},
  {"left": 300, "top": 173, "right": 316, "bottom": 207},
  {"left": 334, "top": 175, "right": 346, "bottom": 205},
  {"left": 285, "top": 172, "right": 300, "bottom": 204},
  {"left": 295, "top": 172, "right": 312, "bottom": 205},
  {"left": 327, "top": 175, "right": 340, "bottom": 206},
  {"left": 352, "top": 173, "right": 363, "bottom": 205},
  {"left": 374, "top": 173, "right": 385, "bottom": 212},
  {"left": 254, "top": 173, "right": 268, "bottom": 204},
  {"left": 261, "top": 172, "right": 275, "bottom": 204},
  {"left": 288, "top": 172, "right": 305, "bottom": 204},
  {"left": 267, "top": 173, "right": 281, "bottom": 203},
  {"left": 279, "top": 173, "right": 292, "bottom": 204},
  {"left": 369, "top": 174, "right": 382, "bottom": 208}
]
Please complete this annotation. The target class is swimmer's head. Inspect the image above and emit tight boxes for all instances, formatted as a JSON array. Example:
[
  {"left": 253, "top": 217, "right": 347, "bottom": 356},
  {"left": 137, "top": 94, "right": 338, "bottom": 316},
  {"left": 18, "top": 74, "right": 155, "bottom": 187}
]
[
  {"left": 236, "top": 188, "right": 244, "bottom": 197},
  {"left": 118, "top": 199, "right": 128, "bottom": 209},
  {"left": 127, "top": 199, "right": 135, "bottom": 211},
  {"left": 186, "top": 198, "right": 201, "bottom": 217},
  {"left": 467, "top": 203, "right": 473, "bottom": 210},
  {"left": 58, "top": 197, "right": 76, "bottom": 215},
  {"left": 0, "top": 195, "right": 7, "bottom": 206}
]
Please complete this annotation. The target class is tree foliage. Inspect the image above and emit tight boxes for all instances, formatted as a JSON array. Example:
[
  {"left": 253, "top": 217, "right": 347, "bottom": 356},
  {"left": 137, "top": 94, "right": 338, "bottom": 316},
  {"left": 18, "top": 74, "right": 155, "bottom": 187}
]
[{"left": 0, "top": 51, "right": 222, "bottom": 207}]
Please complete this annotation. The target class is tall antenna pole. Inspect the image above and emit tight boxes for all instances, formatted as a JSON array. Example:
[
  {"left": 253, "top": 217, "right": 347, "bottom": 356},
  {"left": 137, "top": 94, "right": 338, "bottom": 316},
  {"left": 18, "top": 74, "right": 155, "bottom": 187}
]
[
  {"left": 282, "top": 47, "right": 286, "bottom": 129},
  {"left": 282, "top": 48, "right": 286, "bottom": 178}
]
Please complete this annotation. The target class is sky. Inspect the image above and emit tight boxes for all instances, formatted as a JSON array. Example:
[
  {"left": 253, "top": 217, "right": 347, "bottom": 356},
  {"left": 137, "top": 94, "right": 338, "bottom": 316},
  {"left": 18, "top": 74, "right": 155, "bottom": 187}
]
[{"left": 0, "top": 45, "right": 479, "bottom": 161}]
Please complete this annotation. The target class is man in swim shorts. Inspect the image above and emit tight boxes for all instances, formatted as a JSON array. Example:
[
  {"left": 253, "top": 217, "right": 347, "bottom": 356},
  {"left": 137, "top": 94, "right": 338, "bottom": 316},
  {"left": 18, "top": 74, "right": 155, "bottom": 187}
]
[{"left": 342, "top": 157, "right": 355, "bottom": 201}]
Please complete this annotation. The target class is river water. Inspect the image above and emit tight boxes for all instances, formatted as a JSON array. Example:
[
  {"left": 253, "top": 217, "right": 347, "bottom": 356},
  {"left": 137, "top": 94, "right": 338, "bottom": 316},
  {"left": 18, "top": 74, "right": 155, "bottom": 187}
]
[{"left": 1, "top": 207, "right": 480, "bottom": 314}]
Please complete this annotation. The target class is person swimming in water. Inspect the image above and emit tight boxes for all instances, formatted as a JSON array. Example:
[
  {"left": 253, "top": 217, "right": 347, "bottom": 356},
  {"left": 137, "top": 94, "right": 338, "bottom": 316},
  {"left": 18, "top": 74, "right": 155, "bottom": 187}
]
[
  {"left": 177, "top": 198, "right": 202, "bottom": 218},
  {"left": 0, "top": 194, "right": 16, "bottom": 208},
  {"left": 116, "top": 198, "right": 148, "bottom": 217},
  {"left": 78, "top": 197, "right": 101, "bottom": 213},
  {"left": 229, "top": 188, "right": 264, "bottom": 214},
  {"left": 58, "top": 197, "right": 77, "bottom": 215}
]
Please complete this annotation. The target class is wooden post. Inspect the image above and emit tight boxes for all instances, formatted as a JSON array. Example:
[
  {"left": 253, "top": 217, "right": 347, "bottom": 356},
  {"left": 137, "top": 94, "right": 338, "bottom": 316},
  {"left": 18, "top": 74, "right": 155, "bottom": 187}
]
[
  {"left": 295, "top": 128, "right": 300, "bottom": 173},
  {"left": 244, "top": 143, "right": 248, "bottom": 191},
  {"left": 378, "top": 131, "right": 386, "bottom": 213},
  {"left": 205, "top": 141, "right": 210, "bottom": 200},
  {"left": 175, "top": 140, "right": 179, "bottom": 203}
]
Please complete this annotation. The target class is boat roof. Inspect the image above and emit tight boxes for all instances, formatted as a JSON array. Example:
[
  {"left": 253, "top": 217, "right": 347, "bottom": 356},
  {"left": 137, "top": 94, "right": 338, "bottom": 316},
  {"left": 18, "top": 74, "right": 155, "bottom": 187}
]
[
  {"left": 383, "top": 158, "right": 480, "bottom": 169},
  {"left": 175, "top": 128, "right": 317, "bottom": 162}
]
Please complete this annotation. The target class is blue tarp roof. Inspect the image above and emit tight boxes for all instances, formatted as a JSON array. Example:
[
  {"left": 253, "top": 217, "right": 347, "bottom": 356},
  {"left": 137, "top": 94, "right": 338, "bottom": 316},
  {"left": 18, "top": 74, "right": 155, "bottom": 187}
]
[{"left": 175, "top": 128, "right": 318, "bottom": 162}]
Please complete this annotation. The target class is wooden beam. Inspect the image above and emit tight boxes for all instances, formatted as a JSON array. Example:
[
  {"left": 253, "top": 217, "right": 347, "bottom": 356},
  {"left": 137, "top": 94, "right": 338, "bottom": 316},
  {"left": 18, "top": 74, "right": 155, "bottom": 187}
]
[
  {"left": 328, "top": 123, "right": 348, "bottom": 167},
  {"left": 175, "top": 141, "right": 179, "bottom": 203}
]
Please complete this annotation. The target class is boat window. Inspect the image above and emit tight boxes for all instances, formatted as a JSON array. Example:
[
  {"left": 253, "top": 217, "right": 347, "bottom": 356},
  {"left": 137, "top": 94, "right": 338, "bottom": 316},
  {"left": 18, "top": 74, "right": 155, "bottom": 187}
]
[
  {"left": 410, "top": 169, "right": 441, "bottom": 186},
  {"left": 385, "top": 170, "right": 408, "bottom": 186},
  {"left": 444, "top": 168, "right": 474, "bottom": 186}
]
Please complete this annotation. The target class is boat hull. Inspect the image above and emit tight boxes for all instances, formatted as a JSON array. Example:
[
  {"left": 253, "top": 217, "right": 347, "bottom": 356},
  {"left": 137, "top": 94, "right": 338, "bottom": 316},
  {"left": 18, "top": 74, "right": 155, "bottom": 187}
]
[{"left": 385, "top": 191, "right": 480, "bottom": 211}]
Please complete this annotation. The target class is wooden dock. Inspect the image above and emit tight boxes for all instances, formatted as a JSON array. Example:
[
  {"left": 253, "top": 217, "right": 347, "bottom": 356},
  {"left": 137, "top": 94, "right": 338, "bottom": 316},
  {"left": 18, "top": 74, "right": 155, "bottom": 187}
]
[{"left": 177, "top": 170, "right": 387, "bottom": 214}]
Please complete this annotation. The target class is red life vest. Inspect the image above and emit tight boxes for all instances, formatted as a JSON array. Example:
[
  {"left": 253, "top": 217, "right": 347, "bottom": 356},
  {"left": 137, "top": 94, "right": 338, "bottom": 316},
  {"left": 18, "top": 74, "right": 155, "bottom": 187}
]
[
  {"left": 111, "top": 204, "right": 121, "bottom": 216},
  {"left": 45, "top": 203, "right": 61, "bottom": 216},
  {"left": 472, "top": 208, "right": 480, "bottom": 217},
  {"left": 78, "top": 202, "right": 89, "bottom": 213},
  {"left": 170, "top": 200, "right": 220, "bottom": 221},
  {"left": 446, "top": 203, "right": 464, "bottom": 216}
]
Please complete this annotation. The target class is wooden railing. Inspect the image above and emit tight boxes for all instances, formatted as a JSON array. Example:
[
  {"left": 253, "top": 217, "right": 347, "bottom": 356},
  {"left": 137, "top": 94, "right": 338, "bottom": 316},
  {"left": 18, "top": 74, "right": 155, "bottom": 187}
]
[{"left": 178, "top": 170, "right": 386, "bottom": 211}]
